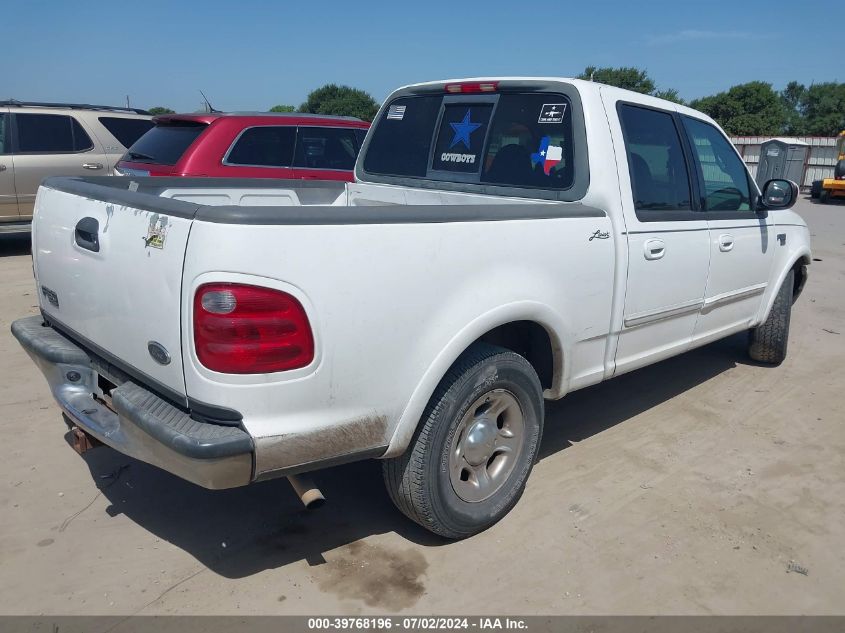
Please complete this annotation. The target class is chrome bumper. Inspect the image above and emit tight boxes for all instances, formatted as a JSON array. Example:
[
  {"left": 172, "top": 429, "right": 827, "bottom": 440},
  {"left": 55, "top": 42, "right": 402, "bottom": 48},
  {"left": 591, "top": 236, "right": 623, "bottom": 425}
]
[{"left": 11, "top": 316, "right": 253, "bottom": 489}]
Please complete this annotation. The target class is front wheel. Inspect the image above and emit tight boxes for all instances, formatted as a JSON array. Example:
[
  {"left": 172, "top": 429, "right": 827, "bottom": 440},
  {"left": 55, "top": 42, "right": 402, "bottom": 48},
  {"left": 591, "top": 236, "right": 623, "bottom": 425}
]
[
  {"left": 748, "top": 270, "right": 793, "bottom": 365},
  {"left": 383, "top": 343, "right": 543, "bottom": 539}
]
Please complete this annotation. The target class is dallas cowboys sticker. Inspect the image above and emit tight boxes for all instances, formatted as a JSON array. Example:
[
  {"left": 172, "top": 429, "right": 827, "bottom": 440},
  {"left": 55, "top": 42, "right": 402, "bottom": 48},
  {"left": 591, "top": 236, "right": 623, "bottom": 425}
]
[
  {"left": 441, "top": 153, "right": 476, "bottom": 164},
  {"left": 387, "top": 104, "right": 406, "bottom": 120},
  {"left": 538, "top": 103, "right": 566, "bottom": 124},
  {"left": 433, "top": 106, "right": 490, "bottom": 172},
  {"left": 449, "top": 109, "right": 482, "bottom": 149}
]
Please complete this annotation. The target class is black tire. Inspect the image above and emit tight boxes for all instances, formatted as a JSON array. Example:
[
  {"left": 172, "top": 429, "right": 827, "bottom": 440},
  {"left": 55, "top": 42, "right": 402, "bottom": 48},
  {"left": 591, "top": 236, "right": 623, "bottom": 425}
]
[
  {"left": 819, "top": 188, "right": 830, "bottom": 204},
  {"left": 835, "top": 159, "right": 845, "bottom": 180},
  {"left": 810, "top": 180, "right": 822, "bottom": 199},
  {"left": 748, "top": 269, "right": 793, "bottom": 365},
  {"left": 383, "top": 342, "right": 543, "bottom": 539}
]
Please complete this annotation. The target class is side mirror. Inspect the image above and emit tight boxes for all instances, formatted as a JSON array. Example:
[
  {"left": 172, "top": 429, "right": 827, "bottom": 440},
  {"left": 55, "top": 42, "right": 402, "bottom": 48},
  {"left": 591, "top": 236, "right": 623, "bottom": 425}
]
[{"left": 759, "top": 179, "right": 798, "bottom": 211}]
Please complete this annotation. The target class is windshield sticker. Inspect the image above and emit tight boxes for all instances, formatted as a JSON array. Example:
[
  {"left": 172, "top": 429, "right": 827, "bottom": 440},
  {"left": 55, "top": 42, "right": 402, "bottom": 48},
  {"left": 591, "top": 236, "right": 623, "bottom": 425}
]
[
  {"left": 449, "top": 109, "right": 483, "bottom": 149},
  {"left": 387, "top": 104, "right": 406, "bottom": 121},
  {"left": 531, "top": 136, "right": 563, "bottom": 174},
  {"left": 538, "top": 103, "right": 567, "bottom": 124}
]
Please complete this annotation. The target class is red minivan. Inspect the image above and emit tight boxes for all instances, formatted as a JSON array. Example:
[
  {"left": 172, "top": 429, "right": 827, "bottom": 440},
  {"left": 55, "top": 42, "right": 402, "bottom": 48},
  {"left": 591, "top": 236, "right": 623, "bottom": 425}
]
[{"left": 115, "top": 113, "right": 370, "bottom": 181}]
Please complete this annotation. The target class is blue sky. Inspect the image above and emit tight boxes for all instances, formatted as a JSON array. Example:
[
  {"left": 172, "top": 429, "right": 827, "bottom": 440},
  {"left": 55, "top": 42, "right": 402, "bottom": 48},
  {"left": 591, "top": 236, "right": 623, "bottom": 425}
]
[{"left": 6, "top": 0, "right": 835, "bottom": 112}]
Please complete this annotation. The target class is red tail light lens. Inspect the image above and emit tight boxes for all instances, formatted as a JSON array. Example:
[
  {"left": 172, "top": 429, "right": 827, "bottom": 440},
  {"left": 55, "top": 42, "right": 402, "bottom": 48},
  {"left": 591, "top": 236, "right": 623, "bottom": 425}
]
[
  {"left": 445, "top": 81, "right": 499, "bottom": 94},
  {"left": 193, "top": 283, "right": 314, "bottom": 374}
]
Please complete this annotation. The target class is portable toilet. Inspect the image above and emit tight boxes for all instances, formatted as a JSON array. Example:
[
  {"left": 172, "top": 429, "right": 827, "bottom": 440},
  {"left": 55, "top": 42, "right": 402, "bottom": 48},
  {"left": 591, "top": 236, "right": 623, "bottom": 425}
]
[{"left": 755, "top": 138, "right": 808, "bottom": 188}]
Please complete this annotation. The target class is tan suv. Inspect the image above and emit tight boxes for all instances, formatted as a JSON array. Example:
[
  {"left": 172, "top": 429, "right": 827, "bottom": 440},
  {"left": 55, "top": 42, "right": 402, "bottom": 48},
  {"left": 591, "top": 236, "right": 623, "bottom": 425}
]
[{"left": 0, "top": 101, "right": 153, "bottom": 232}]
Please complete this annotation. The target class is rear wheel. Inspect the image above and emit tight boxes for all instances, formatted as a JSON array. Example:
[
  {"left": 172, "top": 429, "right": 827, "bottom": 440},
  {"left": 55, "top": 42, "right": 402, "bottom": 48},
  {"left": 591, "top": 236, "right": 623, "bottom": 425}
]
[
  {"left": 383, "top": 343, "right": 543, "bottom": 539},
  {"left": 748, "top": 270, "right": 793, "bottom": 365},
  {"left": 819, "top": 188, "right": 831, "bottom": 204},
  {"left": 810, "top": 180, "right": 822, "bottom": 199}
]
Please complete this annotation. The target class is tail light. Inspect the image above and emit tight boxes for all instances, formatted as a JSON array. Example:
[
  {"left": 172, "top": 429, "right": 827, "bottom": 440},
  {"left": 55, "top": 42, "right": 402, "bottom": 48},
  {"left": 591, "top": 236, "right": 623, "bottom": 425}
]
[
  {"left": 193, "top": 283, "right": 314, "bottom": 374},
  {"left": 445, "top": 81, "right": 499, "bottom": 94}
]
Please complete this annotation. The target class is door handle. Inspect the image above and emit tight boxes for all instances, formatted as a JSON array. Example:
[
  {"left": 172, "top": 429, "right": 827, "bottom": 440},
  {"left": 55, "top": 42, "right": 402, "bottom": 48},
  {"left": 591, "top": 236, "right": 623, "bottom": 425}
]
[
  {"left": 644, "top": 238, "right": 665, "bottom": 260},
  {"left": 82, "top": 163, "right": 103, "bottom": 170},
  {"left": 0, "top": 164, "right": 6, "bottom": 172},
  {"left": 75, "top": 217, "right": 100, "bottom": 252},
  {"left": 718, "top": 234, "right": 734, "bottom": 252}
]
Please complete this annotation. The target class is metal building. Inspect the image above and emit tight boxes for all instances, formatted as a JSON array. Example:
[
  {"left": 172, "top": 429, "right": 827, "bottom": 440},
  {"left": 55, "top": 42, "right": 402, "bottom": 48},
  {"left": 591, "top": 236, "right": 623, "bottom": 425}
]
[{"left": 754, "top": 138, "right": 809, "bottom": 188}]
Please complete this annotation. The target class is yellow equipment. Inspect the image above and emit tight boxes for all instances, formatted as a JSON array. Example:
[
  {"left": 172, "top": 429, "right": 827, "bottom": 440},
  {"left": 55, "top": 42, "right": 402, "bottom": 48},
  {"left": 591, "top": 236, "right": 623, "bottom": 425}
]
[{"left": 817, "top": 131, "right": 845, "bottom": 203}]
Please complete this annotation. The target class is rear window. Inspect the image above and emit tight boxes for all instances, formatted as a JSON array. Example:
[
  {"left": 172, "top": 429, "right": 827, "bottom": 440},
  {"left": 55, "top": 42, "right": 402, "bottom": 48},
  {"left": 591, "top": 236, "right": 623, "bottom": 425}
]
[
  {"left": 124, "top": 121, "right": 207, "bottom": 165},
  {"left": 98, "top": 117, "right": 154, "bottom": 148},
  {"left": 363, "top": 92, "right": 574, "bottom": 190}
]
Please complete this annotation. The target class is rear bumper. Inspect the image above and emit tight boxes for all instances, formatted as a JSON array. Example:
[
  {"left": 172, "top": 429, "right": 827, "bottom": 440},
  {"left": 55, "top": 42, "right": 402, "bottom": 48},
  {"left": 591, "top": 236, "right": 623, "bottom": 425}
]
[{"left": 11, "top": 316, "right": 253, "bottom": 489}]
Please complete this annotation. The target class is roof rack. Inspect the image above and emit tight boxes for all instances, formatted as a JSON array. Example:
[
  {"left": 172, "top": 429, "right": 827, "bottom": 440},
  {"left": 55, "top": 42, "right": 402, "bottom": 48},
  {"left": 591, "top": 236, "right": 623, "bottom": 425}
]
[
  {"left": 0, "top": 100, "right": 150, "bottom": 115},
  {"left": 218, "top": 111, "right": 364, "bottom": 121}
]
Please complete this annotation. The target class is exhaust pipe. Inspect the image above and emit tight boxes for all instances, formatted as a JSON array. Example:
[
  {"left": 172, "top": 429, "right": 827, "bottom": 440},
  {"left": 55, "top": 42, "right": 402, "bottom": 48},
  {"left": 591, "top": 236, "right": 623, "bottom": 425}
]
[{"left": 287, "top": 474, "right": 325, "bottom": 510}]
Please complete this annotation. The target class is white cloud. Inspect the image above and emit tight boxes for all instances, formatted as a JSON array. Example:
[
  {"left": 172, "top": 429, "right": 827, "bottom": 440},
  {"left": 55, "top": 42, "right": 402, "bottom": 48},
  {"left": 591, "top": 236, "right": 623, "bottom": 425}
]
[{"left": 647, "top": 30, "right": 771, "bottom": 45}]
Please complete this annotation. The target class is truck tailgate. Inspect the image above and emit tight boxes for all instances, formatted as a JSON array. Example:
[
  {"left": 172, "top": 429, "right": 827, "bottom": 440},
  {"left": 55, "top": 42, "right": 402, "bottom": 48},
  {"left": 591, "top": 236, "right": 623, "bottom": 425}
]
[{"left": 32, "top": 185, "right": 192, "bottom": 397}]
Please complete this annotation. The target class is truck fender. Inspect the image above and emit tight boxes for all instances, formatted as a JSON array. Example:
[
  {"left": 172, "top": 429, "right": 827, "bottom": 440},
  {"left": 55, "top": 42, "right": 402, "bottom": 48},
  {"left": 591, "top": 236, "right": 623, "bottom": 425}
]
[
  {"left": 756, "top": 250, "right": 811, "bottom": 326},
  {"left": 382, "top": 301, "right": 571, "bottom": 458}
]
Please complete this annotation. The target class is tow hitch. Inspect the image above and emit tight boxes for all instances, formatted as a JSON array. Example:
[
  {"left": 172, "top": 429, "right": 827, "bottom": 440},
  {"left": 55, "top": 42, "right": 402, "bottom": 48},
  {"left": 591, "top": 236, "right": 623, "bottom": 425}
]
[{"left": 63, "top": 414, "right": 102, "bottom": 455}]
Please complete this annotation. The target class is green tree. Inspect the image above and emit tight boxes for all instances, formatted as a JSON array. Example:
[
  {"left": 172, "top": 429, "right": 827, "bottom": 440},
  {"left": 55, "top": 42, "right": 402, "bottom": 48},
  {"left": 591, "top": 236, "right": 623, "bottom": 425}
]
[
  {"left": 689, "top": 82, "right": 786, "bottom": 135},
  {"left": 800, "top": 83, "right": 845, "bottom": 136},
  {"left": 148, "top": 106, "right": 175, "bottom": 115},
  {"left": 577, "top": 66, "right": 684, "bottom": 104},
  {"left": 269, "top": 104, "right": 295, "bottom": 113},
  {"left": 780, "top": 81, "right": 806, "bottom": 134},
  {"left": 299, "top": 84, "right": 380, "bottom": 121},
  {"left": 652, "top": 88, "right": 685, "bottom": 105},
  {"left": 578, "top": 66, "right": 656, "bottom": 93}
]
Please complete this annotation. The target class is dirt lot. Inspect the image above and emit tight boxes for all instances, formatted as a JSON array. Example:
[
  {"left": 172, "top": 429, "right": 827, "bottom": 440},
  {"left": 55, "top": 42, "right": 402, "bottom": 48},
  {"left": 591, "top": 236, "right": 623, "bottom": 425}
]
[{"left": 0, "top": 197, "right": 842, "bottom": 616}]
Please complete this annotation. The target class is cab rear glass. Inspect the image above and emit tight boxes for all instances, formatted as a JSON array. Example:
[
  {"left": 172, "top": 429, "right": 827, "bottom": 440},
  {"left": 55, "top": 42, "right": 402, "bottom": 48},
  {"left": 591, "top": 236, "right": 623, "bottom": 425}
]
[
  {"left": 124, "top": 121, "right": 207, "bottom": 165},
  {"left": 363, "top": 92, "right": 575, "bottom": 191}
]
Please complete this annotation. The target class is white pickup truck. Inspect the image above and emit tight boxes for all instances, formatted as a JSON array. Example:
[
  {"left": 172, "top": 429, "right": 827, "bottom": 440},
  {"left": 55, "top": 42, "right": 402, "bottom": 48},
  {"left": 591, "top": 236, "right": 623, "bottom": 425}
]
[{"left": 13, "top": 78, "right": 810, "bottom": 539}]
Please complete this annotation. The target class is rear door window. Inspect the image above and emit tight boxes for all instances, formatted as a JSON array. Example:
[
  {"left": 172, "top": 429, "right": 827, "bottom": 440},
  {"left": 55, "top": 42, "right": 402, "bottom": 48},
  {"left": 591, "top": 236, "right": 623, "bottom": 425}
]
[
  {"left": 362, "top": 92, "right": 574, "bottom": 190},
  {"left": 97, "top": 117, "right": 154, "bottom": 149},
  {"left": 125, "top": 121, "right": 207, "bottom": 165},
  {"left": 294, "top": 127, "right": 361, "bottom": 171},
  {"left": 225, "top": 126, "right": 296, "bottom": 167},
  {"left": 617, "top": 104, "right": 693, "bottom": 213},
  {"left": 15, "top": 114, "right": 93, "bottom": 153}
]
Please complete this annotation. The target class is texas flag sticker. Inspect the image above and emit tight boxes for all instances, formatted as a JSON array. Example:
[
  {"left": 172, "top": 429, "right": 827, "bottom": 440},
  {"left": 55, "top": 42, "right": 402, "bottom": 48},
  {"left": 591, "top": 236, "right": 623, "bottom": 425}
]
[{"left": 531, "top": 136, "right": 563, "bottom": 175}]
